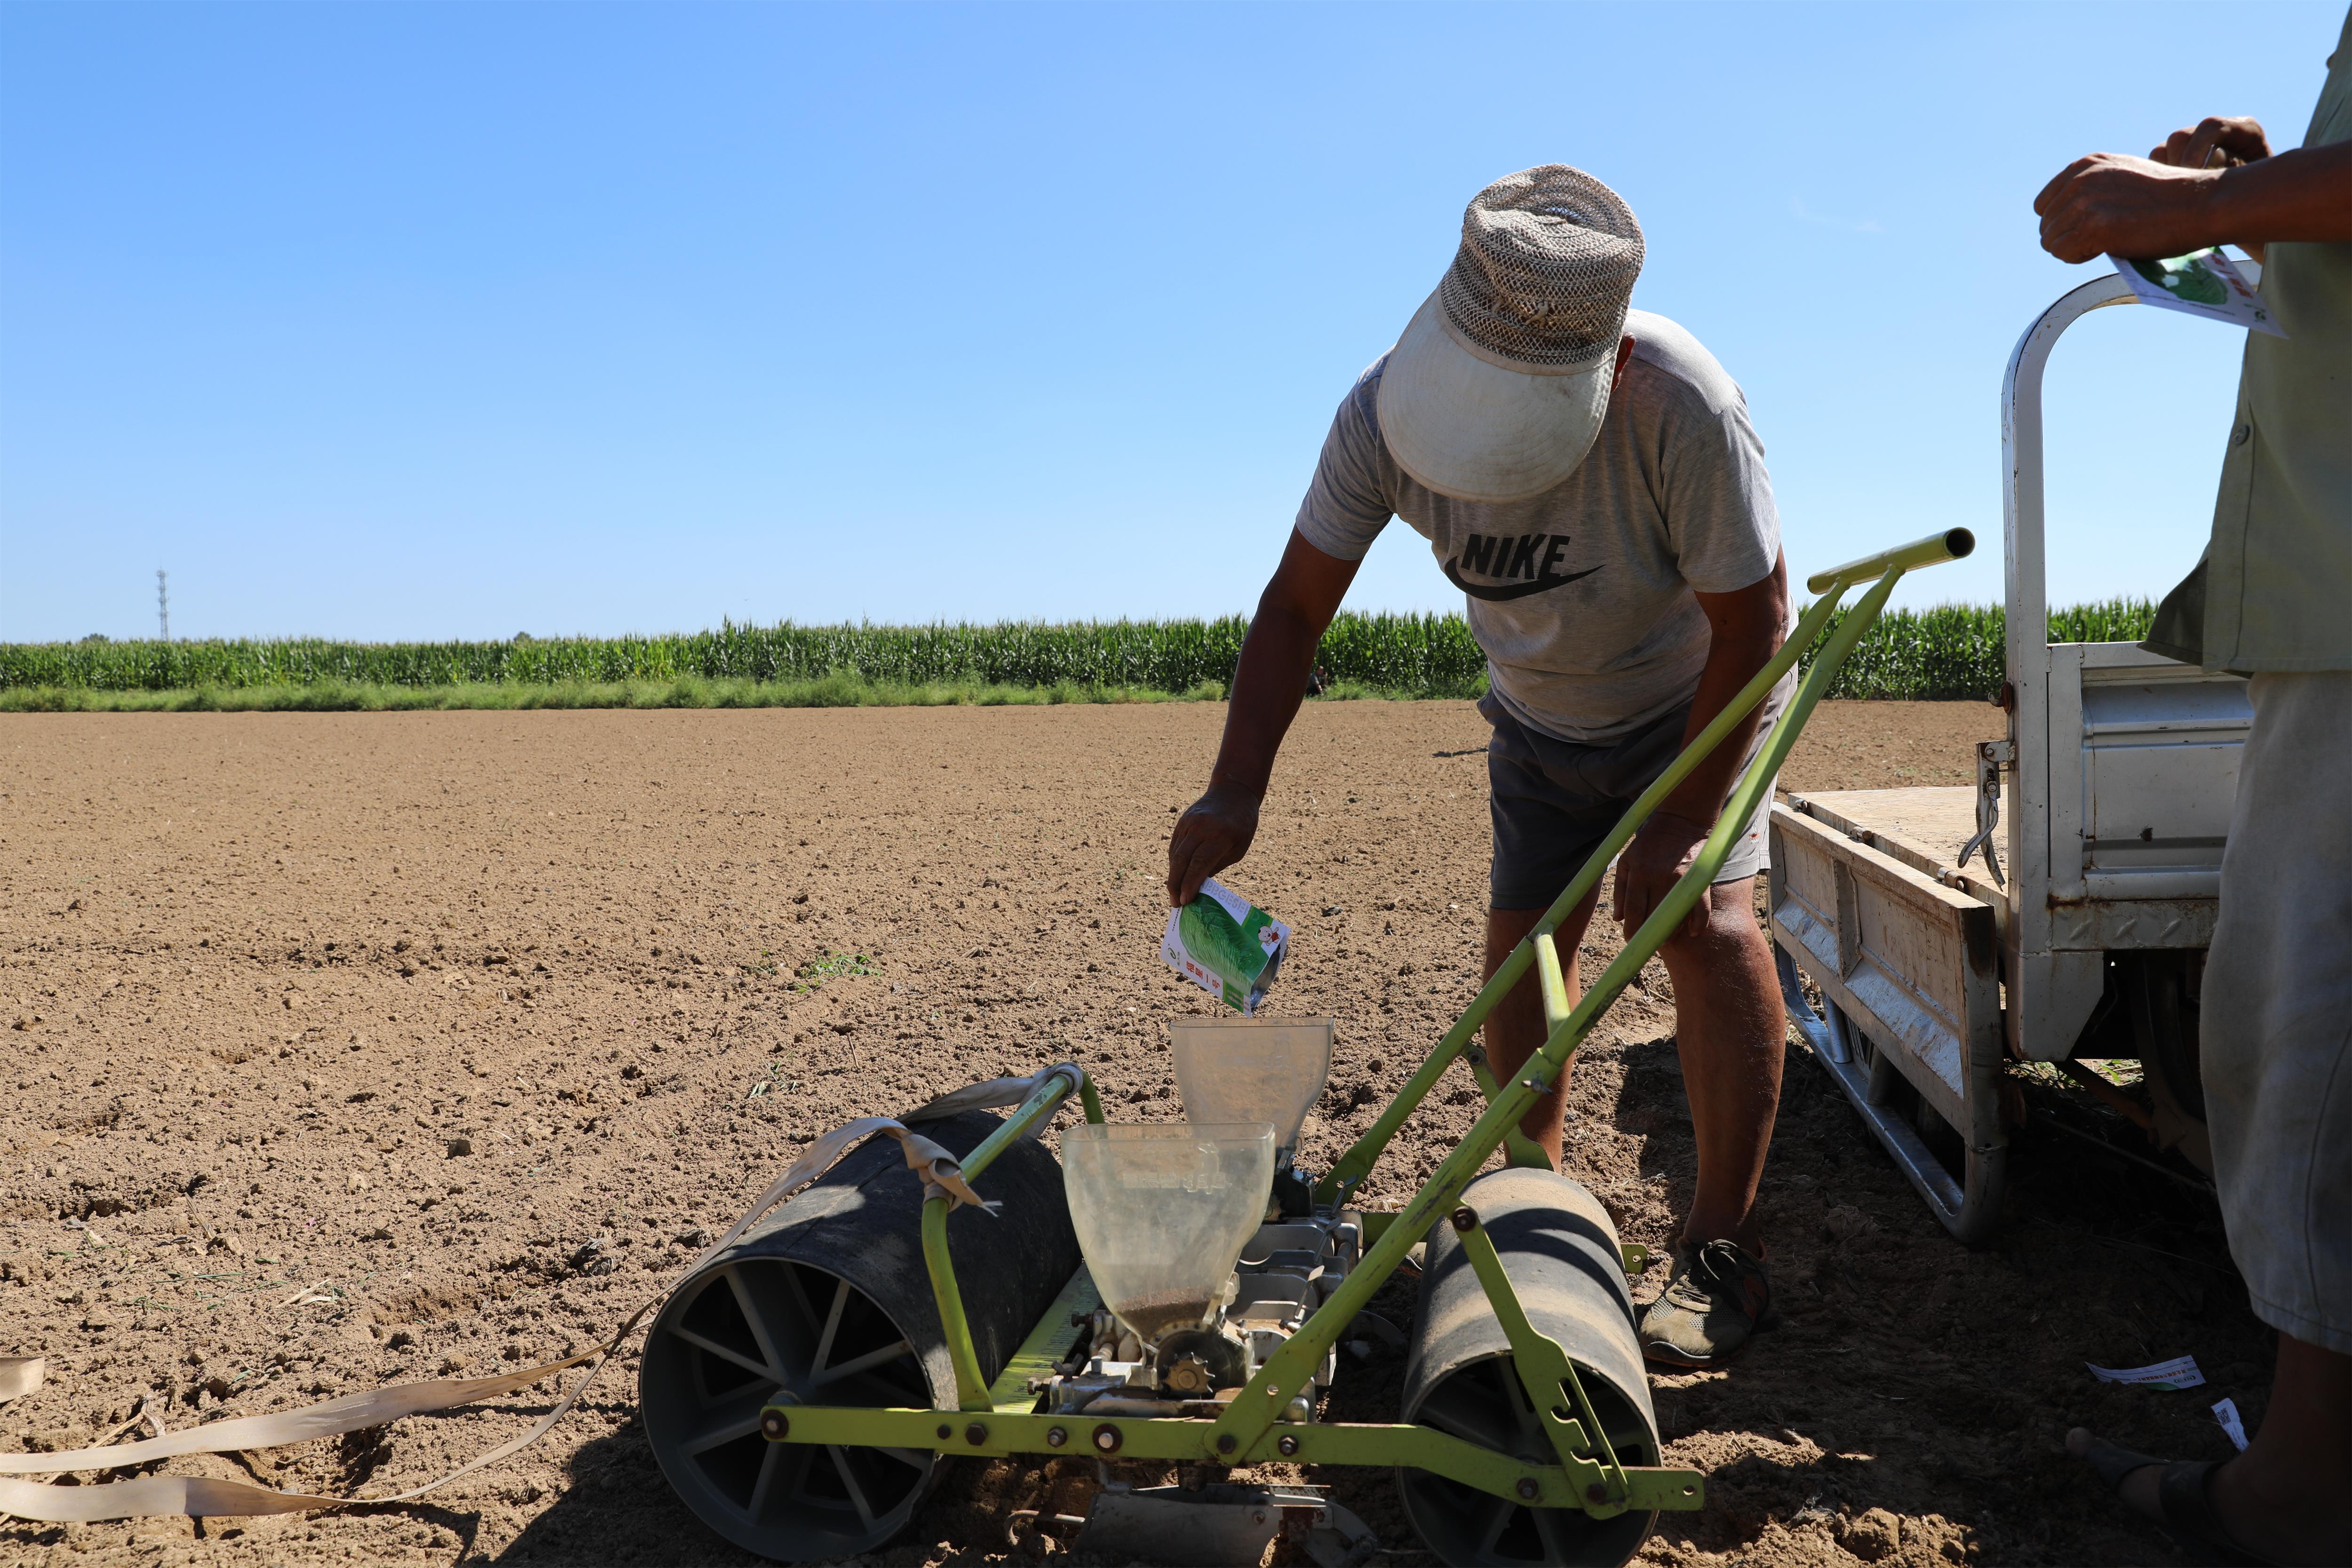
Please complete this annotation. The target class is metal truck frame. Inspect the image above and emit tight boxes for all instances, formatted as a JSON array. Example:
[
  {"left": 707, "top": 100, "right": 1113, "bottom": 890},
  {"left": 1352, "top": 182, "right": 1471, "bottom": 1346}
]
[{"left": 1770, "top": 273, "right": 2251, "bottom": 1242}]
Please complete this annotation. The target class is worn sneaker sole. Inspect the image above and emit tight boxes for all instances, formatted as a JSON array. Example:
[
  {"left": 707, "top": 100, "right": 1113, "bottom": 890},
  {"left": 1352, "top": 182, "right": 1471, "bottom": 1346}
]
[
  {"left": 1639, "top": 1336, "right": 1748, "bottom": 1369},
  {"left": 1636, "top": 1307, "right": 1774, "bottom": 1368}
]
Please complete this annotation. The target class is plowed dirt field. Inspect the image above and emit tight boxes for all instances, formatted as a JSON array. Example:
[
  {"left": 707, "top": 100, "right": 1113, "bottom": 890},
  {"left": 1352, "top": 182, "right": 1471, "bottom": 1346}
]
[{"left": 0, "top": 701, "right": 2258, "bottom": 1567}]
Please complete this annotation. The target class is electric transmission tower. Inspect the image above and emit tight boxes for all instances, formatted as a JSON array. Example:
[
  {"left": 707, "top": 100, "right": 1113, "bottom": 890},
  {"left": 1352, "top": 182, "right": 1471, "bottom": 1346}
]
[{"left": 157, "top": 570, "right": 169, "bottom": 641}]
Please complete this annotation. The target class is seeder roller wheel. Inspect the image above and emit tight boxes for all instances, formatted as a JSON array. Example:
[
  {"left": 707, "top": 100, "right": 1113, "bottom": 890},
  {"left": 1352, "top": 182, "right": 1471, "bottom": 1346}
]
[
  {"left": 638, "top": 1110, "right": 1081, "bottom": 1561},
  {"left": 647, "top": 1259, "right": 935, "bottom": 1555},
  {"left": 1398, "top": 1169, "right": 1663, "bottom": 1568}
]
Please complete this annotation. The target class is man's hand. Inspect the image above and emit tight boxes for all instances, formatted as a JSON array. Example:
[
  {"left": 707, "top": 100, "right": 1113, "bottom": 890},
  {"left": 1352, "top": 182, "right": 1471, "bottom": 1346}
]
[
  {"left": 2034, "top": 151, "right": 2227, "bottom": 263},
  {"left": 1611, "top": 810, "right": 1713, "bottom": 940},
  {"left": 1168, "top": 784, "right": 1261, "bottom": 907},
  {"left": 2149, "top": 116, "right": 2271, "bottom": 171},
  {"left": 2034, "top": 114, "right": 2352, "bottom": 266}
]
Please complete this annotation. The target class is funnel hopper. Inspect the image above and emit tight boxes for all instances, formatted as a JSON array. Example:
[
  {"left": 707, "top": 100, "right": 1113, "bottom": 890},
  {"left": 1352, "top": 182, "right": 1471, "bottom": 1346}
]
[
  {"left": 1062, "top": 1122, "right": 1275, "bottom": 1342},
  {"left": 1169, "top": 1017, "right": 1334, "bottom": 1157}
]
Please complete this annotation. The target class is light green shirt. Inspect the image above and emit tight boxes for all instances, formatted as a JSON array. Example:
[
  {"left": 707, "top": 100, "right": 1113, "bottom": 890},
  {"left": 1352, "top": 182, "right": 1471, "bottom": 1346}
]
[{"left": 2145, "top": 7, "right": 2352, "bottom": 672}]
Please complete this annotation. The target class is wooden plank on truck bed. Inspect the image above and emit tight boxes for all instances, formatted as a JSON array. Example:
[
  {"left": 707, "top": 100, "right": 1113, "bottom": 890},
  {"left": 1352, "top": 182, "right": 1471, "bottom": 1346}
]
[
  {"left": 1769, "top": 804, "right": 2003, "bottom": 1129},
  {"left": 1787, "top": 787, "right": 2011, "bottom": 914}
]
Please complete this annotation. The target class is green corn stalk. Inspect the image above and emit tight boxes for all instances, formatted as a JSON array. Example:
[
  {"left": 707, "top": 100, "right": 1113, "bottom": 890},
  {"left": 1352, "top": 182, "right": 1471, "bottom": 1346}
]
[{"left": 2, "top": 602, "right": 2153, "bottom": 700}]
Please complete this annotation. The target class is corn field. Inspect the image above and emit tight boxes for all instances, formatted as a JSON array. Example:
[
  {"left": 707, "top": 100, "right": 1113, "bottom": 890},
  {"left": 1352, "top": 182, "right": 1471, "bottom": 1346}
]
[
  {"left": 1813, "top": 599, "right": 2157, "bottom": 700},
  {"left": 0, "top": 601, "right": 2154, "bottom": 701}
]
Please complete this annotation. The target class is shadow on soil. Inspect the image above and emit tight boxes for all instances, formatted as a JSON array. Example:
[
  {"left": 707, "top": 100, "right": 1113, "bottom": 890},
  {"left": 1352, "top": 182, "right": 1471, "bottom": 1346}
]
[
  {"left": 485, "top": 1421, "right": 746, "bottom": 1566},
  {"left": 1598, "top": 1025, "right": 2263, "bottom": 1567}
]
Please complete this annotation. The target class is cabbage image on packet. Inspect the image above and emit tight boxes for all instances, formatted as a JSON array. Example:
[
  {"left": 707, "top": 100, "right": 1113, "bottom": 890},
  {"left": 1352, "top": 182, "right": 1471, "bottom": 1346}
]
[
  {"left": 2109, "top": 247, "right": 2285, "bottom": 336},
  {"left": 1162, "top": 878, "right": 1291, "bottom": 1015}
]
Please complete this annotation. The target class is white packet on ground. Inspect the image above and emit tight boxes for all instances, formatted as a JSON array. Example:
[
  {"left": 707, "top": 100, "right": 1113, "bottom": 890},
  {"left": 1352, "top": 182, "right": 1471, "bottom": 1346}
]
[
  {"left": 2211, "top": 1397, "right": 2249, "bottom": 1451},
  {"left": 1162, "top": 878, "right": 1291, "bottom": 1016},
  {"left": 2086, "top": 1355, "right": 2204, "bottom": 1391}
]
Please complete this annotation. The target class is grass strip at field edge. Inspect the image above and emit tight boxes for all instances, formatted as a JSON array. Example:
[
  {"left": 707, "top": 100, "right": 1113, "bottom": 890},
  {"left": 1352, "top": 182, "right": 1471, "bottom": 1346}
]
[{"left": 0, "top": 676, "right": 1491, "bottom": 714}]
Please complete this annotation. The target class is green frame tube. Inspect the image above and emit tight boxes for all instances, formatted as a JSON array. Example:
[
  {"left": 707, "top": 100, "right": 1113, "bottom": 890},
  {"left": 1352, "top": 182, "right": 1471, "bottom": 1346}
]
[
  {"left": 919, "top": 1069, "right": 1083, "bottom": 1409},
  {"left": 768, "top": 1401, "right": 1705, "bottom": 1512},
  {"left": 1804, "top": 526, "right": 1972, "bottom": 594},
  {"left": 1215, "top": 565, "right": 1911, "bottom": 1462},
  {"left": 1312, "top": 580, "right": 1848, "bottom": 1207}
]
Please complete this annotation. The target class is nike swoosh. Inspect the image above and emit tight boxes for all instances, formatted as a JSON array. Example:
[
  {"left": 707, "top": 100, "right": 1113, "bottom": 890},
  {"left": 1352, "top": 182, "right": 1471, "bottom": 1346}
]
[{"left": 1442, "top": 557, "right": 1603, "bottom": 602}]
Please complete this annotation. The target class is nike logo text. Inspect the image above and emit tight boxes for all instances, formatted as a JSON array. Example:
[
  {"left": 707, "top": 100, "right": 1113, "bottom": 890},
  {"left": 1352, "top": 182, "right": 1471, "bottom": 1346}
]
[{"left": 1441, "top": 533, "right": 1602, "bottom": 602}]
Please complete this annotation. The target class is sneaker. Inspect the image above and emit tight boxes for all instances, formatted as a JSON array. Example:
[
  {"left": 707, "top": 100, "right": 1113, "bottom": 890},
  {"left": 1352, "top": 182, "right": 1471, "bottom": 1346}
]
[{"left": 1637, "top": 1239, "right": 1771, "bottom": 1367}]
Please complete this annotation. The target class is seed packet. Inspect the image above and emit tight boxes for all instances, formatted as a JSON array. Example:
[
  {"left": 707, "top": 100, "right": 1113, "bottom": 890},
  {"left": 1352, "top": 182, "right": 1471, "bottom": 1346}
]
[
  {"left": 2109, "top": 248, "right": 2284, "bottom": 336},
  {"left": 1161, "top": 878, "right": 1290, "bottom": 1015},
  {"left": 2085, "top": 1354, "right": 2204, "bottom": 1391}
]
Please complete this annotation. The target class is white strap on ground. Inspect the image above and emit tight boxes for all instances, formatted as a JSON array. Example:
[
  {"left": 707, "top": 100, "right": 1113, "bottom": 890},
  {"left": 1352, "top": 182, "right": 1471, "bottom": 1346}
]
[
  {"left": 0, "top": 1359, "right": 43, "bottom": 1405},
  {"left": 0, "top": 1078, "right": 1062, "bottom": 1522}
]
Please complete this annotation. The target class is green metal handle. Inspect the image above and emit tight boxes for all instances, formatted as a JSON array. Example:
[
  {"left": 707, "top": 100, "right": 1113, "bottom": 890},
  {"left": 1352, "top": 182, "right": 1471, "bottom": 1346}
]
[
  {"left": 1315, "top": 582, "right": 1849, "bottom": 1206},
  {"left": 961, "top": 1067, "right": 1084, "bottom": 1182},
  {"left": 1518, "top": 566, "right": 1907, "bottom": 1093},
  {"left": 1533, "top": 934, "right": 1571, "bottom": 1031},
  {"left": 1234, "top": 566, "right": 1914, "bottom": 1456},
  {"left": 1803, "top": 527, "right": 1973, "bottom": 595},
  {"left": 1462, "top": 1046, "right": 1551, "bottom": 1170}
]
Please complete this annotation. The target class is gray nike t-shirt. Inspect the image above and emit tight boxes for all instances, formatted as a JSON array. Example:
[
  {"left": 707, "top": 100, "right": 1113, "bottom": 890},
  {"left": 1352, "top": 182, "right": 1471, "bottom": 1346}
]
[{"left": 1295, "top": 309, "right": 1780, "bottom": 744}]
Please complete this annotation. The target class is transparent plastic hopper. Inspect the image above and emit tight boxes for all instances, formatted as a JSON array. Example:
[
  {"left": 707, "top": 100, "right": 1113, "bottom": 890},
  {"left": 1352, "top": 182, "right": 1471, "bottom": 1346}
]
[
  {"left": 1168, "top": 1017, "right": 1335, "bottom": 1162},
  {"left": 1061, "top": 1122, "right": 1275, "bottom": 1343}
]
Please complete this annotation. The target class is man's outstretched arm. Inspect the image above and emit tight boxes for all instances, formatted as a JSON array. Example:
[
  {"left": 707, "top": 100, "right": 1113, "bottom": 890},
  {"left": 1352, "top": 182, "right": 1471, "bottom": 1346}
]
[
  {"left": 2035, "top": 115, "right": 2352, "bottom": 264},
  {"left": 1167, "top": 529, "right": 1360, "bottom": 906}
]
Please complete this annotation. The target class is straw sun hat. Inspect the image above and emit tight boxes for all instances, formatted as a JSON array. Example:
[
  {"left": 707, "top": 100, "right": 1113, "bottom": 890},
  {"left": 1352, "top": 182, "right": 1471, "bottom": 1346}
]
[{"left": 1375, "top": 166, "right": 1645, "bottom": 504}]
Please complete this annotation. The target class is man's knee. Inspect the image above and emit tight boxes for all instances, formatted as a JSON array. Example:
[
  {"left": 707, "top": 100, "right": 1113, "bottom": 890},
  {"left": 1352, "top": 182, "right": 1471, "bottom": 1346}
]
[{"left": 1655, "top": 880, "right": 1768, "bottom": 964}]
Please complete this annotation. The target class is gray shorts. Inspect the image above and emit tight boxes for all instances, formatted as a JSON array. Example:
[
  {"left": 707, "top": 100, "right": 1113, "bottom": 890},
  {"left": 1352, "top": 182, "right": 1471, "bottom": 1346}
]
[
  {"left": 2203, "top": 670, "right": 2352, "bottom": 1354},
  {"left": 1483, "top": 677, "right": 1788, "bottom": 912}
]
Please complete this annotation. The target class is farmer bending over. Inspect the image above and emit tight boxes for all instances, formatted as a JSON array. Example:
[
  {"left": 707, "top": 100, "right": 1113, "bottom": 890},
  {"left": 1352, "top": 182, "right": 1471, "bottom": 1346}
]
[{"left": 1167, "top": 166, "right": 1791, "bottom": 1367}]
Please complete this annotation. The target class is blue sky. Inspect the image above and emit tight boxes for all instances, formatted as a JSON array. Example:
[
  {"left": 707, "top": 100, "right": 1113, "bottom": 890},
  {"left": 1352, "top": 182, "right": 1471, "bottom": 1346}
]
[{"left": 2, "top": 1, "right": 2343, "bottom": 642}]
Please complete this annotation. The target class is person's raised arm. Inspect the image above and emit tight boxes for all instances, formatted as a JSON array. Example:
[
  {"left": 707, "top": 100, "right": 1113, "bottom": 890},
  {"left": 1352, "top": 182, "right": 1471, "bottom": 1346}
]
[
  {"left": 1166, "top": 529, "right": 1360, "bottom": 905},
  {"left": 2034, "top": 115, "right": 2352, "bottom": 264}
]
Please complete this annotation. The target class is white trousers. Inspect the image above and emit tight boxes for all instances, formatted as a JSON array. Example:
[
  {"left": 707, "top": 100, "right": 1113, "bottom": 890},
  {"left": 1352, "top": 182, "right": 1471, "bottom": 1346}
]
[{"left": 2204, "top": 670, "right": 2352, "bottom": 1354}]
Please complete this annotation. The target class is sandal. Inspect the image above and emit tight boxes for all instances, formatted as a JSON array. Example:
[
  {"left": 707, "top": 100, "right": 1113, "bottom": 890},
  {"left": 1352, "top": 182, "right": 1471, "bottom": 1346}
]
[{"left": 2070, "top": 1430, "right": 2281, "bottom": 1567}]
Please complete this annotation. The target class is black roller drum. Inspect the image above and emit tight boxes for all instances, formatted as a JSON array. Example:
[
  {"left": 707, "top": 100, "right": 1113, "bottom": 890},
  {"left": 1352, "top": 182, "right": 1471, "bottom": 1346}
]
[{"left": 640, "top": 1109, "right": 1080, "bottom": 1561}]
